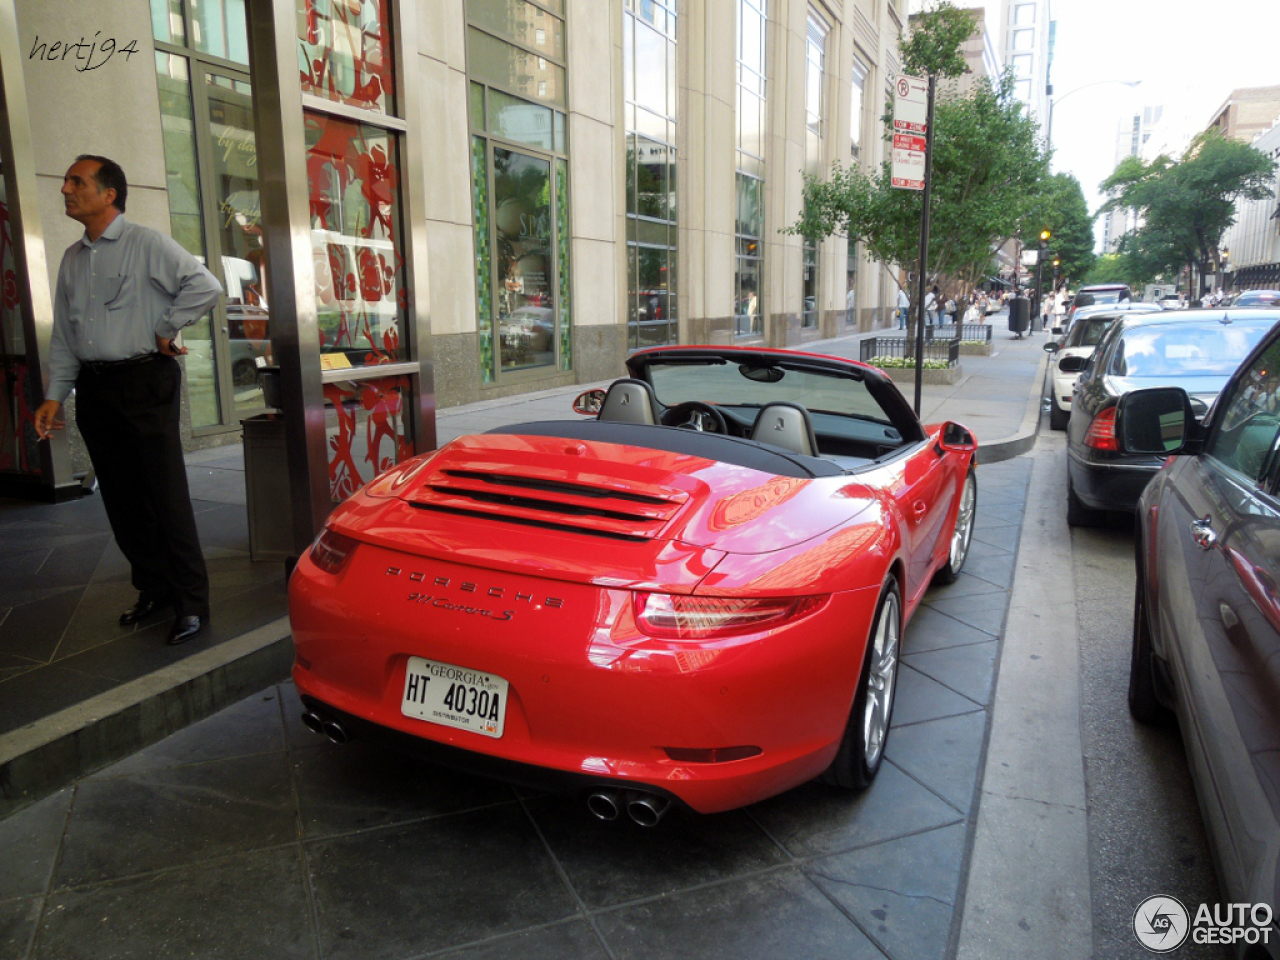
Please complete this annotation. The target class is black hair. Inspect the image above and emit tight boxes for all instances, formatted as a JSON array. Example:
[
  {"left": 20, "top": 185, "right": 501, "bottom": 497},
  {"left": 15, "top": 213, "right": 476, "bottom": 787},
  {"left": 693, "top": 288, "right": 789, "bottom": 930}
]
[{"left": 75, "top": 154, "right": 128, "bottom": 213}]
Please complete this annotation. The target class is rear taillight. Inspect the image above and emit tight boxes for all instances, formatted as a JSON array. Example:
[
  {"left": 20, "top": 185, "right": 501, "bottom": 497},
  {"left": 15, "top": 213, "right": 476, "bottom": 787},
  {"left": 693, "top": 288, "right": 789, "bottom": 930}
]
[
  {"left": 633, "top": 593, "right": 825, "bottom": 639},
  {"left": 1084, "top": 406, "right": 1118, "bottom": 451},
  {"left": 309, "top": 529, "right": 359, "bottom": 574}
]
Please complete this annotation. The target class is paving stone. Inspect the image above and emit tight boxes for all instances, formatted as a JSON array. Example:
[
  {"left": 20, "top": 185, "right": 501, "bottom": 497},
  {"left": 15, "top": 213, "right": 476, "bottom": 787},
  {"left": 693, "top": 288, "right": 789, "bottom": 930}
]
[
  {"left": 892, "top": 664, "right": 983, "bottom": 726},
  {"left": 527, "top": 799, "right": 786, "bottom": 909},
  {"left": 926, "top": 591, "right": 1010, "bottom": 636},
  {"left": 0, "top": 788, "right": 73, "bottom": 901},
  {"left": 293, "top": 740, "right": 518, "bottom": 838},
  {"left": 808, "top": 822, "right": 967, "bottom": 960},
  {"left": 905, "top": 605, "right": 997, "bottom": 654},
  {"left": 593, "top": 870, "right": 889, "bottom": 960},
  {"left": 441, "top": 921, "right": 610, "bottom": 960},
  {"left": 0, "top": 898, "right": 40, "bottom": 960},
  {"left": 748, "top": 762, "right": 963, "bottom": 860},
  {"left": 37, "top": 847, "right": 312, "bottom": 960},
  {"left": 903, "top": 639, "right": 998, "bottom": 707},
  {"left": 306, "top": 805, "right": 576, "bottom": 960},
  {"left": 54, "top": 752, "right": 295, "bottom": 888},
  {"left": 887, "top": 711, "right": 989, "bottom": 811}
]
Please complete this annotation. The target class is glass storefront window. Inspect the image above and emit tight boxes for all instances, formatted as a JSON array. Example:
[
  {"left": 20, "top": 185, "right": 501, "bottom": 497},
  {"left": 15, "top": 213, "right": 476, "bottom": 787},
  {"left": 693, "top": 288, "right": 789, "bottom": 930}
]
[
  {"left": 466, "top": 28, "right": 565, "bottom": 110},
  {"left": 494, "top": 148, "right": 554, "bottom": 374},
  {"left": 324, "top": 374, "right": 411, "bottom": 501},
  {"left": 735, "top": 174, "right": 762, "bottom": 337},
  {"left": 305, "top": 112, "right": 408, "bottom": 369},
  {"left": 193, "top": 0, "right": 249, "bottom": 64},
  {"left": 206, "top": 71, "right": 267, "bottom": 417},
  {"left": 468, "top": 0, "right": 564, "bottom": 61},
  {"left": 298, "top": 0, "right": 396, "bottom": 115},
  {"left": 471, "top": 136, "right": 495, "bottom": 383},
  {"left": 0, "top": 161, "right": 40, "bottom": 477},
  {"left": 150, "top": 0, "right": 186, "bottom": 46},
  {"left": 155, "top": 51, "right": 220, "bottom": 428}
]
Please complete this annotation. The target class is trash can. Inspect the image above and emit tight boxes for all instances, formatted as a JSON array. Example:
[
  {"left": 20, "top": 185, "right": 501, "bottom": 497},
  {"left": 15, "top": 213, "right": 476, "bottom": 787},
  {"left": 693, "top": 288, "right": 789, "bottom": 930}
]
[
  {"left": 1007, "top": 297, "right": 1030, "bottom": 338},
  {"left": 242, "top": 412, "right": 293, "bottom": 561}
]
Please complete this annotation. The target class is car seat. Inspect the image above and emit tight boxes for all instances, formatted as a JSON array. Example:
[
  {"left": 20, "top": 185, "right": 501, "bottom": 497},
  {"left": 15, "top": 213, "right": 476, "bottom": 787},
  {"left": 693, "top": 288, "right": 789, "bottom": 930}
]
[{"left": 750, "top": 402, "right": 818, "bottom": 456}]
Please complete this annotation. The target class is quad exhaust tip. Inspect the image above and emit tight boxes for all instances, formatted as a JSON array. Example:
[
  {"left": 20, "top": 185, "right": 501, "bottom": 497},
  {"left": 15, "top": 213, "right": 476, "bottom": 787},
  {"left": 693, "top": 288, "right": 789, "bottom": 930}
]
[
  {"left": 586, "top": 789, "right": 671, "bottom": 826},
  {"left": 301, "top": 710, "right": 349, "bottom": 745}
]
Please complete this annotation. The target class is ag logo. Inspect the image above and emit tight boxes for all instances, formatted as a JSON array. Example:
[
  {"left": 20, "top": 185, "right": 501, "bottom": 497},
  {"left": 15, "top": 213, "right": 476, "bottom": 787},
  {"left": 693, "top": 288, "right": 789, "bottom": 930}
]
[{"left": 1133, "top": 895, "right": 1190, "bottom": 953}]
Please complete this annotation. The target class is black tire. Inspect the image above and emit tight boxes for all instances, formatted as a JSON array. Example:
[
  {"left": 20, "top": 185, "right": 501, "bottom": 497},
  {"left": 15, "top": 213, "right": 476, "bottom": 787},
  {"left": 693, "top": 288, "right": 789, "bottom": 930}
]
[
  {"left": 1049, "top": 394, "right": 1069, "bottom": 431},
  {"left": 1066, "top": 475, "right": 1099, "bottom": 528},
  {"left": 822, "top": 578, "right": 902, "bottom": 790},
  {"left": 1129, "top": 560, "right": 1173, "bottom": 724},
  {"left": 934, "top": 469, "right": 977, "bottom": 585}
]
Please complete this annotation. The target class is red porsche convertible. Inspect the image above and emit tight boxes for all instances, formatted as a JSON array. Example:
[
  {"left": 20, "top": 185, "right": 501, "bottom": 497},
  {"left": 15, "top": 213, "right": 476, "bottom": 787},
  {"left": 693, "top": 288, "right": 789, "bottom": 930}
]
[{"left": 289, "top": 346, "right": 978, "bottom": 822}]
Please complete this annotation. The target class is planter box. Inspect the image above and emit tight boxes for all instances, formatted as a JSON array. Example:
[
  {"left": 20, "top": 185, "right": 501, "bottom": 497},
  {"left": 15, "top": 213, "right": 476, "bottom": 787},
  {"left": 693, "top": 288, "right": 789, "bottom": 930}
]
[
  {"left": 878, "top": 363, "right": 964, "bottom": 386},
  {"left": 958, "top": 342, "right": 993, "bottom": 356}
]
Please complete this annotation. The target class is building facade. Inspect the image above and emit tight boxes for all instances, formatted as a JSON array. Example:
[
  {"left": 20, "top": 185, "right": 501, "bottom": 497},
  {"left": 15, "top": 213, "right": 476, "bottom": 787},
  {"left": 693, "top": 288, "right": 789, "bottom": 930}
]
[
  {"left": 1220, "top": 120, "right": 1280, "bottom": 292},
  {"left": 0, "top": 0, "right": 906, "bottom": 511}
]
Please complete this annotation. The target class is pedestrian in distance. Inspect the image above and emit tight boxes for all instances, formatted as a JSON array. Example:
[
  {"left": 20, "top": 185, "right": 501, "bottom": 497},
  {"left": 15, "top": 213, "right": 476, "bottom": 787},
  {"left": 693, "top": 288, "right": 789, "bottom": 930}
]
[
  {"left": 897, "top": 286, "right": 910, "bottom": 329},
  {"left": 34, "top": 155, "right": 223, "bottom": 646},
  {"left": 925, "top": 285, "right": 939, "bottom": 326}
]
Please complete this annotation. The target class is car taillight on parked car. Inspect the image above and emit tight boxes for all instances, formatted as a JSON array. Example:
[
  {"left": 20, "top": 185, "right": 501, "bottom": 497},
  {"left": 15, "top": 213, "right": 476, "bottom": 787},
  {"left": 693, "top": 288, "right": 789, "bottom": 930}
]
[
  {"left": 309, "top": 529, "right": 360, "bottom": 574},
  {"left": 1084, "top": 406, "right": 1118, "bottom": 451},
  {"left": 634, "top": 593, "right": 826, "bottom": 639}
]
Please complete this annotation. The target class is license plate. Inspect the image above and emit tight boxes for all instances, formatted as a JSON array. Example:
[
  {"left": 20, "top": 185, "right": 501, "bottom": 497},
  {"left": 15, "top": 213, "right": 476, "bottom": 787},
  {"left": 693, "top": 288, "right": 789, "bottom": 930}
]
[{"left": 401, "top": 657, "right": 508, "bottom": 738}]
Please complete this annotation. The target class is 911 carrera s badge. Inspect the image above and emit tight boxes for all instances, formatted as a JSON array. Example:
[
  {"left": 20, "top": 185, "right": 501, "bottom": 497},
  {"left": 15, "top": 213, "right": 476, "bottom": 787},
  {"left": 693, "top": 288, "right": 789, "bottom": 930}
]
[{"left": 386, "top": 566, "right": 564, "bottom": 616}]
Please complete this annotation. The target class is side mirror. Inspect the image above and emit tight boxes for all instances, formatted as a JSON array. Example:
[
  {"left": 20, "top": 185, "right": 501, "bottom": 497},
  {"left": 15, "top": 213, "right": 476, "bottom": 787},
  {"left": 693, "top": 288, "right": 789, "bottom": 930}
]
[
  {"left": 938, "top": 421, "right": 977, "bottom": 452},
  {"left": 1057, "top": 355, "right": 1087, "bottom": 374},
  {"left": 1044, "top": 341, "right": 1060, "bottom": 353},
  {"left": 1114, "top": 387, "right": 1198, "bottom": 456},
  {"left": 573, "top": 388, "right": 607, "bottom": 417}
]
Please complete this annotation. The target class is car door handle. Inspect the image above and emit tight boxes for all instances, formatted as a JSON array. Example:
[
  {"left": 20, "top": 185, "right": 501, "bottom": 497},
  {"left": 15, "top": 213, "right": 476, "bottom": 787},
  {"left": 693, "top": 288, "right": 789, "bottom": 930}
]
[{"left": 1190, "top": 516, "right": 1217, "bottom": 550}]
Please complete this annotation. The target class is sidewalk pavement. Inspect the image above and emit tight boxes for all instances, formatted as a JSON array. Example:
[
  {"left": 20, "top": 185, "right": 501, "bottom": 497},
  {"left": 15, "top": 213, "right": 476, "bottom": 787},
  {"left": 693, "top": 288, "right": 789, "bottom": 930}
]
[{"left": 0, "top": 317, "right": 1048, "bottom": 817}]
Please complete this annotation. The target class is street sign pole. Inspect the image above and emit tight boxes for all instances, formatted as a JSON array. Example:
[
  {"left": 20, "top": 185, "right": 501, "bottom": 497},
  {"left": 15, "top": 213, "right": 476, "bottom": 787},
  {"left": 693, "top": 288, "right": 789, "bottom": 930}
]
[{"left": 912, "top": 74, "right": 936, "bottom": 418}]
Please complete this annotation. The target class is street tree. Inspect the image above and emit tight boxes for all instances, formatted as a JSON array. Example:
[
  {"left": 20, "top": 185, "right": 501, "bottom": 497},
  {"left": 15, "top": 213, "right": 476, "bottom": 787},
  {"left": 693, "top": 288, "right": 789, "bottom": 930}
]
[
  {"left": 787, "top": 3, "right": 1047, "bottom": 321},
  {"left": 1021, "top": 172, "right": 1095, "bottom": 289},
  {"left": 1100, "top": 130, "right": 1276, "bottom": 296}
]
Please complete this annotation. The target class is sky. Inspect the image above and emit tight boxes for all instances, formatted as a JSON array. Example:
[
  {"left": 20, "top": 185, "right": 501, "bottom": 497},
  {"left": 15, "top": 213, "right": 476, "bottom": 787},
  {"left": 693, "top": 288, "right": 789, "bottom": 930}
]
[{"left": 1046, "top": 0, "right": 1278, "bottom": 250}]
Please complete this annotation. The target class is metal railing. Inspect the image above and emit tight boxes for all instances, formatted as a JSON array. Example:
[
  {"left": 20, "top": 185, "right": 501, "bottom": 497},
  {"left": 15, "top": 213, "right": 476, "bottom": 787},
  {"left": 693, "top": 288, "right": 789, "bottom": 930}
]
[
  {"left": 933, "top": 323, "right": 992, "bottom": 342},
  {"left": 859, "top": 336, "right": 961, "bottom": 367}
]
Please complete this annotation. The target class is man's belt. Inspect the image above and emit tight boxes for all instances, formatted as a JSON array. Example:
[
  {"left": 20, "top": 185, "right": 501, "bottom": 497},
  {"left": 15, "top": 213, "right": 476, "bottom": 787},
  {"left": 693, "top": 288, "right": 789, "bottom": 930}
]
[{"left": 80, "top": 353, "right": 162, "bottom": 374}]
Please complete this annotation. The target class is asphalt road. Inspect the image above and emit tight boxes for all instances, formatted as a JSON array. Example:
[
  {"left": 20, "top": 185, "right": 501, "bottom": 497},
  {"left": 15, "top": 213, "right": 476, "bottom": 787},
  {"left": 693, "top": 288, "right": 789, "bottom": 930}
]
[{"left": 1054, "top": 432, "right": 1228, "bottom": 958}]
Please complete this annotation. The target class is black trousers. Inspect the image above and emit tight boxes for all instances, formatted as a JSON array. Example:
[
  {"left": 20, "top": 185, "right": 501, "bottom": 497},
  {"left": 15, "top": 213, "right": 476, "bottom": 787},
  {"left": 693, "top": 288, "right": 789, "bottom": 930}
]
[{"left": 75, "top": 355, "right": 209, "bottom": 619}]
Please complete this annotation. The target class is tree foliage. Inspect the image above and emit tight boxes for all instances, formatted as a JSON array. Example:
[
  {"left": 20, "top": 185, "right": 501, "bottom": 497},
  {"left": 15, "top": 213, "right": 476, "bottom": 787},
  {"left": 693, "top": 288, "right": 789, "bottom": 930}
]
[
  {"left": 1100, "top": 129, "right": 1276, "bottom": 287},
  {"left": 786, "top": 3, "right": 1048, "bottom": 297},
  {"left": 1020, "top": 172, "right": 1095, "bottom": 286}
]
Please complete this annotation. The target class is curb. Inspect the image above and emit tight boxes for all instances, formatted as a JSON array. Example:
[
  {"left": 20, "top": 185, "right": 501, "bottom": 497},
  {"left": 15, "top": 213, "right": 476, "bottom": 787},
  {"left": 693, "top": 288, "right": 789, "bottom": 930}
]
[
  {"left": 0, "top": 618, "right": 294, "bottom": 819},
  {"left": 975, "top": 348, "right": 1049, "bottom": 465}
]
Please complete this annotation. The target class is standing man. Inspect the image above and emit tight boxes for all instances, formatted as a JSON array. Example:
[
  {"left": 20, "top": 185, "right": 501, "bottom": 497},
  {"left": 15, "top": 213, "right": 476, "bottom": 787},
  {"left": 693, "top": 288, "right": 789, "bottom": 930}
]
[
  {"left": 896, "top": 286, "right": 909, "bottom": 329},
  {"left": 34, "top": 155, "right": 222, "bottom": 646}
]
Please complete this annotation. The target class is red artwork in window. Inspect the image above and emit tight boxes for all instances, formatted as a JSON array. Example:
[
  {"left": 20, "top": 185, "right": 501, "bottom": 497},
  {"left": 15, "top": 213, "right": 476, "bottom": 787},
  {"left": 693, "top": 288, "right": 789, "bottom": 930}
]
[
  {"left": 324, "top": 375, "right": 411, "bottom": 501},
  {"left": 306, "top": 113, "right": 405, "bottom": 367},
  {"left": 298, "top": 0, "right": 394, "bottom": 114}
]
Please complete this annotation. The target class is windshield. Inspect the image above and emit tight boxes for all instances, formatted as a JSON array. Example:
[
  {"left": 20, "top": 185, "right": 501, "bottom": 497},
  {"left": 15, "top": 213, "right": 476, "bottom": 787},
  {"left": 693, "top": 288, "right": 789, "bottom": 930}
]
[
  {"left": 645, "top": 358, "right": 890, "bottom": 421},
  {"left": 1066, "top": 317, "right": 1115, "bottom": 348},
  {"left": 1109, "top": 323, "right": 1271, "bottom": 378},
  {"left": 1084, "top": 288, "right": 1126, "bottom": 304}
]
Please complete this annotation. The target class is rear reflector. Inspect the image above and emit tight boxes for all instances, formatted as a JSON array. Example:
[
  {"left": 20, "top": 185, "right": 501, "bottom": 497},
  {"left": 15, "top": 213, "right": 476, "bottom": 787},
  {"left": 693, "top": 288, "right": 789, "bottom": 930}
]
[{"left": 663, "top": 746, "right": 763, "bottom": 763}]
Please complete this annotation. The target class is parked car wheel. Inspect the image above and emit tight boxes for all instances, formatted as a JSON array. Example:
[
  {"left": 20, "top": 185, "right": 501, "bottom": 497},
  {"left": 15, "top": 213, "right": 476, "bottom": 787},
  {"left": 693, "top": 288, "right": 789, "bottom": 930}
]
[
  {"left": 822, "top": 578, "right": 901, "bottom": 790},
  {"left": 1128, "top": 560, "right": 1172, "bottom": 724},
  {"left": 1049, "top": 393, "right": 1069, "bottom": 431},
  {"left": 1066, "top": 475, "right": 1099, "bottom": 528},
  {"left": 933, "top": 470, "right": 976, "bottom": 584}
]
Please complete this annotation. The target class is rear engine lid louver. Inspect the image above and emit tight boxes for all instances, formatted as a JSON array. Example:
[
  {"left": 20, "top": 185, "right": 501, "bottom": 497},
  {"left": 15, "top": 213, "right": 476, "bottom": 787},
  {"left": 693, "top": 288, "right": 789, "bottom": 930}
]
[{"left": 407, "top": 466, "right": 690, "bottom": 542}]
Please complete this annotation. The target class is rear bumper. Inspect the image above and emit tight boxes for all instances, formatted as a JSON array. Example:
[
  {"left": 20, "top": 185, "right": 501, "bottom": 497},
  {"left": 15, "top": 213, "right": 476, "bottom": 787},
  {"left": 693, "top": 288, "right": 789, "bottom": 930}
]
[{"left": 1067, "top": 448, "right": 1162, "bottom": 512}]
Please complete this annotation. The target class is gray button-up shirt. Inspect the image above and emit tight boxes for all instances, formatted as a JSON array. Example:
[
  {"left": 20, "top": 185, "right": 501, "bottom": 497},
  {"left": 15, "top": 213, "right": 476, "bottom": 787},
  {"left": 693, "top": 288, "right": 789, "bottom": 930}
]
[{"left": 47, "top": 215, "right": 222, "bottom": 403}]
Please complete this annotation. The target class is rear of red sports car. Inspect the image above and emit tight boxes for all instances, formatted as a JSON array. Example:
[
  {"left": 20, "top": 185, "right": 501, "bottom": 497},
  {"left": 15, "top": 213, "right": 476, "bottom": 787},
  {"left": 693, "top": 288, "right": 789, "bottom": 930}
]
[{"left": 289, "top": 429, "right": 899, "bottom": 815}]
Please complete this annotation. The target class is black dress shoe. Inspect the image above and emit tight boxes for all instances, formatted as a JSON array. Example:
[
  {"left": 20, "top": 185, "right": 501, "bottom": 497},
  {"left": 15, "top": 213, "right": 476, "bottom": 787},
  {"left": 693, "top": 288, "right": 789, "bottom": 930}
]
[
  {"left": 120, "top": 597, "right": 166, "bottom": 626},
  {"left": 166, "top": 615, "right": 207, "bottom": 646}
]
